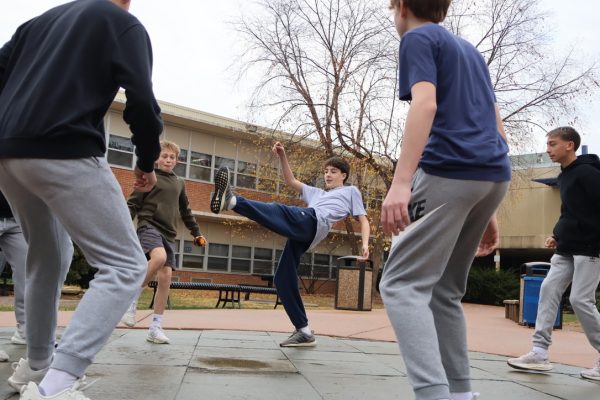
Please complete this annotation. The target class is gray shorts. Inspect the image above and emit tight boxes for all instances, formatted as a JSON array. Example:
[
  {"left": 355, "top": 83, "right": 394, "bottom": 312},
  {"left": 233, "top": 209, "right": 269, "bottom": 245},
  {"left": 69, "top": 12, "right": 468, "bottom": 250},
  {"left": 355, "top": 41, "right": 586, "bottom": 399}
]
[{"left": 137, "top": 225, "right": 177, "bottom": 269}]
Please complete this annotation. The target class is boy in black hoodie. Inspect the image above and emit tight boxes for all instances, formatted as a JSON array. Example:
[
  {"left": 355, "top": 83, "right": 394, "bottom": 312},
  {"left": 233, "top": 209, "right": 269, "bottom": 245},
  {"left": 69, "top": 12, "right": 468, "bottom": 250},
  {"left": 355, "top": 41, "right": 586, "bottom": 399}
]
[
  {"left": 0, "top": 1, "right": 162, "bottom": 398},
  {"left": 508, "top": 127, "right": 600, "bottom": 381}
]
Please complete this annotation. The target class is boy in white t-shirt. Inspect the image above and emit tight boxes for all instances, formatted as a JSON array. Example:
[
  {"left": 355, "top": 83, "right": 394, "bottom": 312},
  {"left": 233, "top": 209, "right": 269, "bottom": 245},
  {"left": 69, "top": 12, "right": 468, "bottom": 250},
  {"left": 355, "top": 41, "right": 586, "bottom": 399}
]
[{"left": 211, "top": 142, "right": 370, "bottom": 346}]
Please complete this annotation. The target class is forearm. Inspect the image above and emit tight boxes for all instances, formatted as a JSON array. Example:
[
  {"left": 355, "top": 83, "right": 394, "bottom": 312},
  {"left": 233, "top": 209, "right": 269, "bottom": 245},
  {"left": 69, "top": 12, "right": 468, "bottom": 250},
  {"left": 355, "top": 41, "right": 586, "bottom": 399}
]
[
  {"left": 279, "top": 153, "right": 296, "bottom": 185},
  {"left": 359, "top": 216, "right": 370, "bottom": 246}
]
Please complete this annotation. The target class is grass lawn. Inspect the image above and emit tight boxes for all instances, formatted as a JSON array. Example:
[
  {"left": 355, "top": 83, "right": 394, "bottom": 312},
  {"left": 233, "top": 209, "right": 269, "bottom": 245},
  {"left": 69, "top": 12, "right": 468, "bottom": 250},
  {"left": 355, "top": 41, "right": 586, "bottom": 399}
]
[{"left": 0, "top": 287, "right": 385, "bottom": 312}]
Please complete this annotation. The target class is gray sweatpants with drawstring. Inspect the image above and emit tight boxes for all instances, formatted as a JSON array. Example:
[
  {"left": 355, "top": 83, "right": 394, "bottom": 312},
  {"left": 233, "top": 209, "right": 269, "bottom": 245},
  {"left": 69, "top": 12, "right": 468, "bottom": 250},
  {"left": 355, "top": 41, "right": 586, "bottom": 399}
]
[
  {"left": 380, "top": 169, "right": 508, "bottom": 400},
  {"left": 533, "top": 254, "right": 600, "bottom": 352},
  {"left": 0, "top": 157, "right": 147, "bottom": 378}
]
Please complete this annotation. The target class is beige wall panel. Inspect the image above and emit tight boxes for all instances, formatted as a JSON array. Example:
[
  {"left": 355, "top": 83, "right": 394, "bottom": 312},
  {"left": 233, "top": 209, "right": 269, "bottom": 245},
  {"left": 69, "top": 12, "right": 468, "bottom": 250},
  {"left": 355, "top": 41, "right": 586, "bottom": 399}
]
[
  {"left": 163, "top": 125, "right": 190, "bottom": 150},
  {"left": 203, "top": 222, "right": 232, "bottom": 244},
  {"left": 214, "top": 137, "right": 238, "bottom": 159},
  {"left": 107, "top": 112, "right": 130, "bottom": 136},
  {"left": 191, "top": 131, "right": 215, "bottom": 154},
  {"left": 238, "top": 141, "right": 263, "bottom": 164},
  {"left": 498, "top": 167, "right": 561, "bottom": 249}
]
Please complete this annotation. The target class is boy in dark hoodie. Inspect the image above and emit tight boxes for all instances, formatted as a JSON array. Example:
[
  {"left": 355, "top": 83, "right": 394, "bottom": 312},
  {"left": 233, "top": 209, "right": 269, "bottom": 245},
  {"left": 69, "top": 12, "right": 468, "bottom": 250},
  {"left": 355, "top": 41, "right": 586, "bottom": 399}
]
[{"left": 508, "top": 127, "right": 600, "bottom": 381}]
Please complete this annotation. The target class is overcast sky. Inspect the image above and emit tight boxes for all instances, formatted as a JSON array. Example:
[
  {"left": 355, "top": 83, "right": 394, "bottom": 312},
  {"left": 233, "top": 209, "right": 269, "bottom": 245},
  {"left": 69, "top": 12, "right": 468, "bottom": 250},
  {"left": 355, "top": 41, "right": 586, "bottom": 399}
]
[{"left": 1, "top": 0, "right": 598, "bottom": 154}]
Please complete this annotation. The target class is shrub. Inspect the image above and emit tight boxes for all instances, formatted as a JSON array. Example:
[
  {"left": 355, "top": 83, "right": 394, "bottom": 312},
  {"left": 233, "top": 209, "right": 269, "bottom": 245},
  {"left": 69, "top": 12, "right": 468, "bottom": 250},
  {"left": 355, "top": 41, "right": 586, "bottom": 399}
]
[
  {"left": 463, "top": 266, "right": 520, "bottom": 306},
  {"left": 66, "top": 246, "right": 97, "bottom": 289}
]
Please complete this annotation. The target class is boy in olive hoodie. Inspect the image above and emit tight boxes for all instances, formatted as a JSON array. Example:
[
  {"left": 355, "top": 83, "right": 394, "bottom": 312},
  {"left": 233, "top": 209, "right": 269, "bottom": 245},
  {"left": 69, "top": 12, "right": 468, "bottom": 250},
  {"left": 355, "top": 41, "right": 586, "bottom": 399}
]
[{"left": 121, "top": 140, "right": 206, "bottom": 344}]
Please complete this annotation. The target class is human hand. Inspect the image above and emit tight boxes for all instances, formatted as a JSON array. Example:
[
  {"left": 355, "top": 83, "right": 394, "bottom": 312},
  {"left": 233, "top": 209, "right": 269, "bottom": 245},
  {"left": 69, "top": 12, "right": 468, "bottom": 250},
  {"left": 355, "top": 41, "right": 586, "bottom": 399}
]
[
  {"left": 133, "top": 167, "right": 157, "bottom": 192},
  {"left": 272, "top": 141, "right": 285, "bottom": 157},
  {"left": 194, "top": 235, "right": 207, "bottom": 247},
  {"left": 476, "top": 215, "right": 499, "bottom": 257},
  {"left": 544, "top": 236, "right": 557, "bottom": 249},
  {"left": 358, "top": 244, "right": 370, "bottom": 260},
  {"left": 381, "top": 182, "right": 411, "bottom": 235}
]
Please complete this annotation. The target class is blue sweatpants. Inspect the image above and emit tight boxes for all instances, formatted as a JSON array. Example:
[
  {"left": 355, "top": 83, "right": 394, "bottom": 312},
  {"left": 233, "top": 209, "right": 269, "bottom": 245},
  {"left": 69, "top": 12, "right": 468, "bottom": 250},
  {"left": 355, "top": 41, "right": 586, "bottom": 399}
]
[{"left": 233, "top": 196, "right": 317, "bottom": 329}]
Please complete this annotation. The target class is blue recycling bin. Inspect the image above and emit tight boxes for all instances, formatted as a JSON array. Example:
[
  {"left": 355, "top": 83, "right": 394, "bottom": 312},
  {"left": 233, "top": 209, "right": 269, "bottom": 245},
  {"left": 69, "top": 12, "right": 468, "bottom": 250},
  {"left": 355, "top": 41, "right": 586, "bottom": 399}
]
[{"left": 522, "top": 275, "right": 562, "bottom": 329}]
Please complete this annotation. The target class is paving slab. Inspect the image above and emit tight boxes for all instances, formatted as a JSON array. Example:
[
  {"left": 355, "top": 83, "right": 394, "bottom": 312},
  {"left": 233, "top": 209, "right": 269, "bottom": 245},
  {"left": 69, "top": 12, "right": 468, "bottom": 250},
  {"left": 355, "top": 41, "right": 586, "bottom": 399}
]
[{"left": 0, "top": 327, "right": 598, "bottom": 400}]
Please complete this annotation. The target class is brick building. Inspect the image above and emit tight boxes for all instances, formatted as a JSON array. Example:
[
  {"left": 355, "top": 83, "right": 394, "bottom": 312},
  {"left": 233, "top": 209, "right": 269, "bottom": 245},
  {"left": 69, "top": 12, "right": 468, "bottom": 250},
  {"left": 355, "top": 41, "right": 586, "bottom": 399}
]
[{"left": 105, "top": 94, "right": 372, "bottom": 293}]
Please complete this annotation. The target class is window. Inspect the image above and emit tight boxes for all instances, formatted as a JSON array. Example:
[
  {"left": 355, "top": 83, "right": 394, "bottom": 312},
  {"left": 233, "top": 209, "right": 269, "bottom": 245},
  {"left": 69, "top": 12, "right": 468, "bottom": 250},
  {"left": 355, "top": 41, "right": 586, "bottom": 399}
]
[
  {"left": 182, "top": 240, "right": 204, "bottom": 269},
  {"left": 231, "top": 245, "right": 251, "bottom": 273},
  {"left": 236, "top": 161, "right": 257, "bottom": 189},
  {"left": 107, "top": 135, "right": 134, "bottom": 168},
  {"left": 190, "top": 151, "right": 212, "bottom": 181},
  {"left": 207, "top": 243, "right": 228, "bottom": 272},
  {"left": 298, "top": 253, "right": 312, "bottom": 278},
  {"left": 214, "top": 157, "right": 235, "bottom": 184},
  {"left": 253, "top": 247, "right": 273, "bottom": 274},
  {"left": 257, "top": 166, "right": 278, "bottom": 193},
  {"left": 313, "top": 253, "right": 331, "bottom": 279},
  {"left": 173, "top": 240, "right": 181, "bottom": 268},
  {"left": 173, "top": 148, "right": 188, "bottom": 178}
]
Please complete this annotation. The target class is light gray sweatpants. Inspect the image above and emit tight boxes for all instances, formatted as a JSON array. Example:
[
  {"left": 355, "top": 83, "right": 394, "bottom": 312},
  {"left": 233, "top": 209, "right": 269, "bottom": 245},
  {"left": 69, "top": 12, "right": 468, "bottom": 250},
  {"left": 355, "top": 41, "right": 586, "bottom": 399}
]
[
  {"left": 0, "top": 217, "right": 31, "bottom": 331},
  {"left": 533, "top": 254, "right": 600, "bottom": 352},
  {"left": 0, "top": 157, "right": 147, "bottom": 377},
  {"left": 380, "top": 169, "right": 508, "bottom": 400}
]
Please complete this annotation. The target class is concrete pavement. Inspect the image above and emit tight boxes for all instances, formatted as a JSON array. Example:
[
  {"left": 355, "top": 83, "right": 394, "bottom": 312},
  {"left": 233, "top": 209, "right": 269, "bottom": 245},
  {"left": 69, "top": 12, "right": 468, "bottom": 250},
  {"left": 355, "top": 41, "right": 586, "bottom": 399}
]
[{"left": 0, "top": 303, "right": 599, "bottom": 399}]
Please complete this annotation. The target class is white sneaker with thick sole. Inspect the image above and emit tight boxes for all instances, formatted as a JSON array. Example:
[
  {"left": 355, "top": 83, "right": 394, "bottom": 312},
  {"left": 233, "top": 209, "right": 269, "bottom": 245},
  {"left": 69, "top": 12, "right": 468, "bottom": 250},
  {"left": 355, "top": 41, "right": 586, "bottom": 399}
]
[
  {"left": 0, "top": 349, "right": 8, "bottom": 362},
  {"left": 146, "top": 328, "right": 170, "bottom": 344},
  {"left": 507, "top": 351, "right": 553, "bottom": 371},
  {"left": 11, "top": 329, "right": 27, "bottom": 345},
  {"left": 580, "top": 359, "right": 600, "bottom": 381},
  {"left": 120, "top": 302, "right": 137, "bottom": 328},
  {"left": 21, "top": 381, "right": 91, "bottom": 400},
  {"left": 7, "top": 358, "right": 48, "bottom": 392}
]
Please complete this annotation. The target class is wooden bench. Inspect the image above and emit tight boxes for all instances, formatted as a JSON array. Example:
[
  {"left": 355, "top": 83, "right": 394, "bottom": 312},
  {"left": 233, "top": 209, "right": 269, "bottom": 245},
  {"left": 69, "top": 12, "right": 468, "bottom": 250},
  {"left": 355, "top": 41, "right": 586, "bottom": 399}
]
[
  {"left": 148, "top": 281, "right": 281, "bottom": 309},
  {"left": 503, "top": 299, "right": 519, "bottom": 323}
]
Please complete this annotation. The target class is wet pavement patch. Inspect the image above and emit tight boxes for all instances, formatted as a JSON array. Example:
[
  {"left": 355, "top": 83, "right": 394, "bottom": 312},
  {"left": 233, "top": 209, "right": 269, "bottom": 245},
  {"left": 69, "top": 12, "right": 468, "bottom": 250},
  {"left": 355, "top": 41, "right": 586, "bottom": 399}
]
[{"left": 198, "top": 357, "right": 272, "bottom": 369}]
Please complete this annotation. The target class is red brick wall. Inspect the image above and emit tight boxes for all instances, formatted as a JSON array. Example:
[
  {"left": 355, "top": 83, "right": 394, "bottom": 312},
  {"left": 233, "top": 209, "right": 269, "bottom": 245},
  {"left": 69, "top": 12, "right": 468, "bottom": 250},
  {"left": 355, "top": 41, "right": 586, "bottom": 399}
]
[
  {"left": 171, "top": 270, "right": 336, "bottom": 295},
  {"left": 111, "top": 166, "right": 348, "bottom": 295}
]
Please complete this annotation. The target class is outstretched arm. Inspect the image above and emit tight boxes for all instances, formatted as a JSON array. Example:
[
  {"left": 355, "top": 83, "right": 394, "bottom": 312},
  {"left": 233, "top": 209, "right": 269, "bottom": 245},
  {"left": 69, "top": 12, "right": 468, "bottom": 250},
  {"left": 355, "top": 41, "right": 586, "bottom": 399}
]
[{"left": 272, "top": 142, "right": 303, "bottom": 193}]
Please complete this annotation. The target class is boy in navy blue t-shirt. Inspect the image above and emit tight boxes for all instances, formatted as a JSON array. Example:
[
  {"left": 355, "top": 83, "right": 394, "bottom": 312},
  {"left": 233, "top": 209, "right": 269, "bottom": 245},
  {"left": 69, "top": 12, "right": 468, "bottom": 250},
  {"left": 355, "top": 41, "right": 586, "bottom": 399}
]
[{"left": 379, "top": 1, "right": 511, "bottom": 400}]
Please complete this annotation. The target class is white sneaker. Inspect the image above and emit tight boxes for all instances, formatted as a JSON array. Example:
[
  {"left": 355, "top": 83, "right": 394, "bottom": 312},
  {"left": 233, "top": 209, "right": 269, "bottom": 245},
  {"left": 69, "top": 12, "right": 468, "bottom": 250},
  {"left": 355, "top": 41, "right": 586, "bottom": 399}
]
[
  {"left": 120, "top": 302, "right": 137, "bottom": 328},
  {"left": 0, "top": 349, "right": 8, "bottom": 362},
  {"left": 7, "top": 358, "right": 48, "bottom": 392},
  {"left": 11, "top": 329, "right": 27, "bottom": 345},
  {"left": 580, "top": 359, "right": 600, "bottom": 381},
  {"left": 146, "top": 328, "right": 170, "bottom": 344},
  {"left": 21, "top": 381, "right": 91, "bottom": 400},
  {"left": 507, "top": 351, "right": 553, "bottom": 371}
]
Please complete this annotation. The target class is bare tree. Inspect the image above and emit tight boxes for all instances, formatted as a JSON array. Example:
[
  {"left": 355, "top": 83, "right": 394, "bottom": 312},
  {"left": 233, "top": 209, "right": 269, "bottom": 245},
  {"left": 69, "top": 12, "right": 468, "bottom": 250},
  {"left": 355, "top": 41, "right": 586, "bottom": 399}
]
[
  {"left": 234, "top": 0, "right": 598, "bottom": 290},
  {"left": 447, "top": 0, "right": 599, "bottom": 155}
]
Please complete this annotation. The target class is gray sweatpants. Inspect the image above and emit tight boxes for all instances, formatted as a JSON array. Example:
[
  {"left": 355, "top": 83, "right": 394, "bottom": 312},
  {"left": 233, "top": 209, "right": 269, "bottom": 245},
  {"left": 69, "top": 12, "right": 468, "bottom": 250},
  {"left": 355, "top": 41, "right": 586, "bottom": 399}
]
[
  {"left": 533, "top": 254, "right": 600, "bottom": 352},
  {"left": 0, "top": 157, "right": 146, "bottom": 377},
  {"left": 380, "top": 169, "right": 508, "bottom": 400},
  {"left": 0, "top": 218, "right": 30, "bottom": 331}
]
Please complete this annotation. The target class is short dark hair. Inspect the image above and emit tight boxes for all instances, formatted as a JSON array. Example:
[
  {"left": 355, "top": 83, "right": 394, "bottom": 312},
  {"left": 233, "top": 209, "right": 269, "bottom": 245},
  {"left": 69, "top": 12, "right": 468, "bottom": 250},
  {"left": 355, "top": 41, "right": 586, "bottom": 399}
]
[
  {"left": 547, "top": 126, "right": 581, "bottom": 151},
  {"left": 324, "top": 157, "right": 350, "bottom": 183},
  {"left": 389, "top": 0, "right": 452, "bottom": 23}
]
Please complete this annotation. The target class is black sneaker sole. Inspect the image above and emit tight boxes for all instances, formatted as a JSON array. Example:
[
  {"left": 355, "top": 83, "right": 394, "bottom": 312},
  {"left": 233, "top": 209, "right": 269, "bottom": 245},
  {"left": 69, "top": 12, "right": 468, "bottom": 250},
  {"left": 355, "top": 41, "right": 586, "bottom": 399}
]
[{"left": 211, "top": 167, "right": 230, "bottom": 214}]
